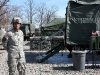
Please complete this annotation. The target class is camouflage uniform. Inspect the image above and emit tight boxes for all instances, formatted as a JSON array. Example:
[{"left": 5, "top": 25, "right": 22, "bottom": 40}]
[{"left": 2, "top": 29, "right": 26, "bottom": 75}]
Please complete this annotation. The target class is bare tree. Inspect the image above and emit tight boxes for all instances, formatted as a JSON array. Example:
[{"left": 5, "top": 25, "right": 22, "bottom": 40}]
[
  {"left": 45, "top": 6, "right": 58, "bottom": 24},
  {"left": 7, "top": 5, "right": 23, "bottom": 20},
  {"left": 0, "top": 0, "right": 9, "bottom": 17},
  {"left": 0, "top": 0, "right": 9, "bottom": 9},
  {"left": 0, "top": 0, "right": 9, "bottom": 24},
  {"left": 24, "top": 0, "right": 36, "bottom": 24},
  {"left": 35, "top": 3, "right": 58, "bottom": 28},
  {"left": 33, "top": 3, "right": 58, "bottom": 35},
  {"left": 35, "top": 3, "right": 47, "bottom": 28}
]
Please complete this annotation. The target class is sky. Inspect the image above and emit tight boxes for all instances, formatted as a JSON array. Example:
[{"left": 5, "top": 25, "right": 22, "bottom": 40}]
[{"left": 8, "top": 0, "right": 69, "bottom": 18}]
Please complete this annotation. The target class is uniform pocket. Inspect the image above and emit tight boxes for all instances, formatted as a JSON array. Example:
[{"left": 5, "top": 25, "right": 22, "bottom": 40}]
[{"left": 8, "top": 51, "right": 19, "bottom": 59}]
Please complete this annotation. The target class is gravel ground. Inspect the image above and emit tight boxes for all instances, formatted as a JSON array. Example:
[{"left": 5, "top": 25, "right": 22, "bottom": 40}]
[{"left": 0, "top": 41, "right": 100, "bottom": 75}]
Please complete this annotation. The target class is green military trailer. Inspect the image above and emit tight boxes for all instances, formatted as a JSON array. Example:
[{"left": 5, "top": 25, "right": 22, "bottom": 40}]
[
  {"left": 20, "top": 23, "right": 35, "bottom": 41},
  {"left": 65, "top": 0, "right": 100, "bottom": 57},
  {"left": 41, "top": 18, "right": 65, "bottom": 36}
]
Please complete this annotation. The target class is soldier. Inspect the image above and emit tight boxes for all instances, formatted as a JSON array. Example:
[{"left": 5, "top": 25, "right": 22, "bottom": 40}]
[{"left": 2, "top": 17, "right": 26, "bottom": 75}]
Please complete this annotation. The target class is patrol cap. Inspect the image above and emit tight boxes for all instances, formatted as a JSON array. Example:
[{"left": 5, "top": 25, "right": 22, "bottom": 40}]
[{"left": 11, "top": 17, "right": 22, "bottom": 24}]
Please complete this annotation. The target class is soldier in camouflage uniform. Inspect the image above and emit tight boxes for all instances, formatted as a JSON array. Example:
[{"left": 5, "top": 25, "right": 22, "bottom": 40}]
[{"left": 2, "top": 17, "right": 26, "bottom": 75}]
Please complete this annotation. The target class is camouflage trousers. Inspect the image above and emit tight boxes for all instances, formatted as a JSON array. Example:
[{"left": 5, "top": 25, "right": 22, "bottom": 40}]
[{"left": 8, "top": 57, "right": 26, "bottom": 75}]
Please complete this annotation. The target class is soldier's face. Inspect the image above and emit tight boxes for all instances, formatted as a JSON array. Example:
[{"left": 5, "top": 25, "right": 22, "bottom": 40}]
[{"left": 13, "top": 23, "right": 21, "bottom": 30}]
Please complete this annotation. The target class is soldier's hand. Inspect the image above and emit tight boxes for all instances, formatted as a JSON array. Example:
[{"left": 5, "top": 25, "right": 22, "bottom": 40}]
[
  {"left": 4, "top": 35, "right": 8, "bottom": 39},
  {"left": 2, "top": 35, "right": 8, "bottom": 42}
]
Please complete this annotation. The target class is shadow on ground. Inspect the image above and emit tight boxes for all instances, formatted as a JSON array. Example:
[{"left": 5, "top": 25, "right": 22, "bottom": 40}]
[
  {"left": 53, "top": 66, "right": 74, "bottom": 71},
  {"left": 25, "top": 51, "right": 39, "bottom": 63},
  {"left": 53, "top": 65, "right": 100, "bottom": 71},
  {"left": 25, "top": 51, "right": 100, "bottom": 68},
  {"left": 25, "top": 51, "right": 72, "bottom": 64},
  {"left": 25, "top": 51, "right": 100, "bottom": 70}
]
